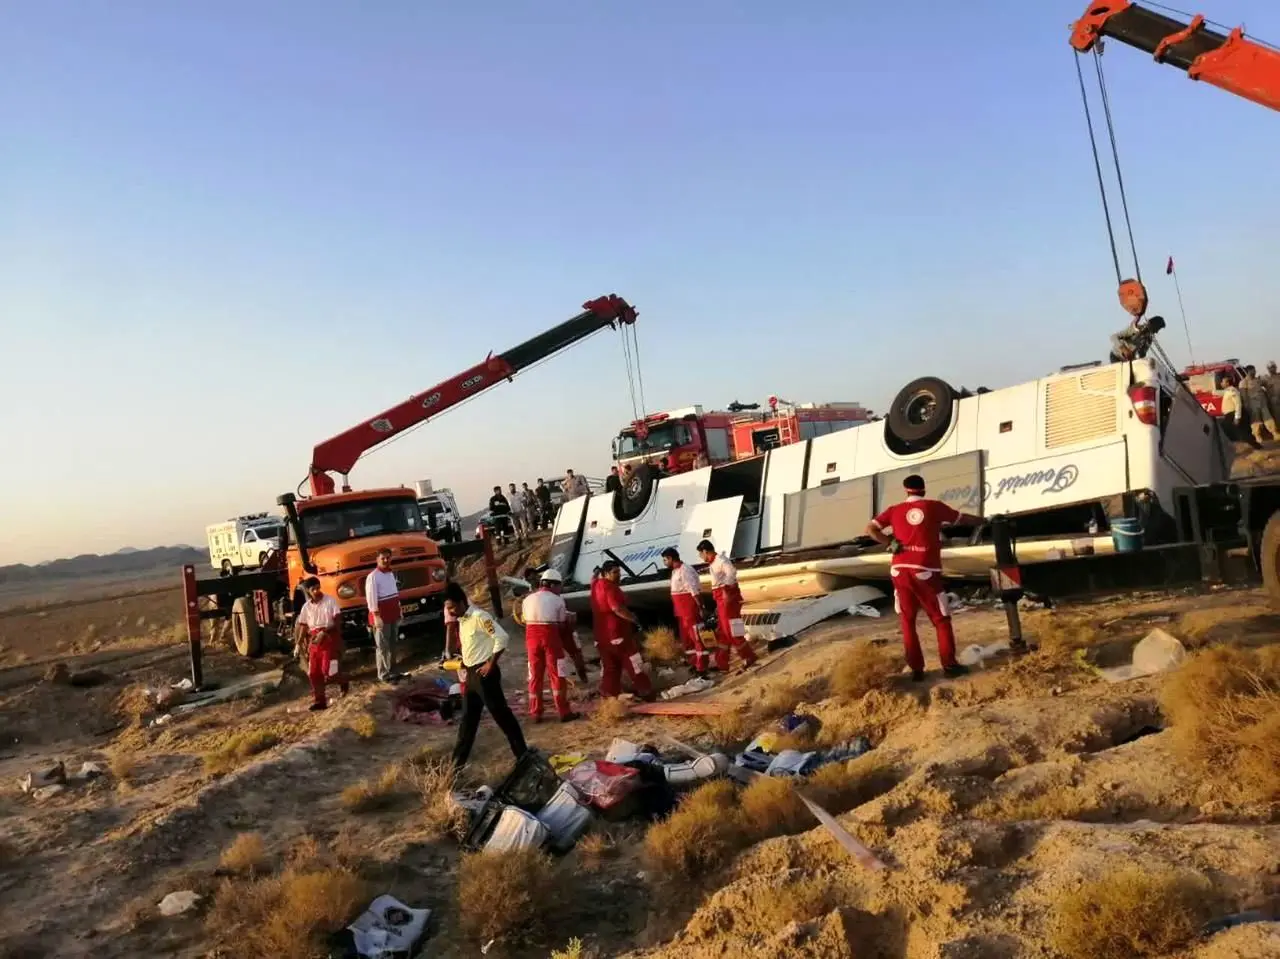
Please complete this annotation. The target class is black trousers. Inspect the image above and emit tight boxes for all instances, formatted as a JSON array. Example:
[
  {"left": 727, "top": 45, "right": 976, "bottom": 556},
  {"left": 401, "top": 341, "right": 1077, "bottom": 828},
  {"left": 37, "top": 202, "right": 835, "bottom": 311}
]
[{"left": 451, "top": 663, "right": 527, "bottom": 768}]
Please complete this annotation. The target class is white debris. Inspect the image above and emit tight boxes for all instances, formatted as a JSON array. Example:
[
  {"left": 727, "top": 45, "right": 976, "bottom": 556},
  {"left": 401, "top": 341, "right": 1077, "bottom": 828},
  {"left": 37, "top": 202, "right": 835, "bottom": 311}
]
[
  {"left": 1098, "top": 628, "right": 1188, "bottom": 683},
  {"left": 32, "top": 784, "right": 66, "bottom": 802},
  {"left": 19, "top": 762, "right": 66, "bottom": 794},
  {"left": 158, "top": 891, "right": 201, "bottom": 916},
  {"left": 77, "top": 761, "right": 104, "bottom": 780},
  {"left": 846, "top": 603, "right": 882, "bottom": 618},
  {"left": 347, "top": 895, "right": 431, "bottom": 959}
]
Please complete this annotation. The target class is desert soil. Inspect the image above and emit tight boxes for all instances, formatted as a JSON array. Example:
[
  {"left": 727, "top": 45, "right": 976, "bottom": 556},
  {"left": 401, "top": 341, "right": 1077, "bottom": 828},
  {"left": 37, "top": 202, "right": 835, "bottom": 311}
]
[{"left": 0, "top": 541, "right": 1277, "bottom": 958}]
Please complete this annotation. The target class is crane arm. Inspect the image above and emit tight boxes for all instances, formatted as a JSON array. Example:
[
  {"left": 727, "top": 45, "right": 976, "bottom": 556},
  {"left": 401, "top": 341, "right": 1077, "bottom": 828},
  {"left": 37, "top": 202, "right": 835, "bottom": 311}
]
[
  {"left": 1071, "top": 1, "right": 1280, "bottom": 112},
  {"left": 308, "top": 294, "right": 638, "bottom": 496}
]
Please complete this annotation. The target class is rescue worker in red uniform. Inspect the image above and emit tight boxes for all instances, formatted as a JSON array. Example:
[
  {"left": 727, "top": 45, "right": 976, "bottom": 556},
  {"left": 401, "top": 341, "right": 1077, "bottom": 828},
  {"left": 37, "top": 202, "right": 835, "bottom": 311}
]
[
  {"left": 293, "top": 577, "right": 349, "bottom": 710},
  {"left": 696, "top": 539, "right": 758, "bottom": 672},
  {"left": 520, "top": 569, "right": 581, "bottom": 723},
  {"left": 595, "top": 561, "right": 655, "bottom": 699},
  {"left": 866, "top": 475, "right": 983, "bottom": 681},
  {"left": 661, "top": 547, "right": 711, "bottom": 675}
]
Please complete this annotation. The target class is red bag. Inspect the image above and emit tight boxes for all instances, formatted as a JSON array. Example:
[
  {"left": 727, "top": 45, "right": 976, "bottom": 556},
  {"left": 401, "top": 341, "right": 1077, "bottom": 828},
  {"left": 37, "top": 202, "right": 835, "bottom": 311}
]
[{"left": 565, "top": 760, "right": 640, "bottom": 812}]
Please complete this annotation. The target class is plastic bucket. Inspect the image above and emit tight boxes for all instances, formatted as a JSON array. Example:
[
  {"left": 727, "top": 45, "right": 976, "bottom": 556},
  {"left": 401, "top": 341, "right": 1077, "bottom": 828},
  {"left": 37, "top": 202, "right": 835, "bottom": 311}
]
[{"left": 1111, "top": 517, "right": 1145, "bottom": 553}]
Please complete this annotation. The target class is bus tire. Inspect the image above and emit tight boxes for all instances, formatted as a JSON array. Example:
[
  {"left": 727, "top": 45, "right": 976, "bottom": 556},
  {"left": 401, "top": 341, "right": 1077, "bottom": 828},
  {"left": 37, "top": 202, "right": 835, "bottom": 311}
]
[
  {"left": 232, "top": 596, "right": 264, "bottom": 658},
  {"left": 886, "top": 376, "right": 955, "bottom": 450},
  {"left": 614, "top": 464, "right": 656, "bottom": 521},
  {"left": 1262, "top": 511, "right": 1280, "bottom": 610}
]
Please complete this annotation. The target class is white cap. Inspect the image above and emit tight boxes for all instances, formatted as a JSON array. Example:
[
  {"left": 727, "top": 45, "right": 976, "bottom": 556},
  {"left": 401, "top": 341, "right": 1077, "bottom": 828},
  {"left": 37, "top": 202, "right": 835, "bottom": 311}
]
[{"left": 539, "top": 568, "right": 563, "bottom": 584}]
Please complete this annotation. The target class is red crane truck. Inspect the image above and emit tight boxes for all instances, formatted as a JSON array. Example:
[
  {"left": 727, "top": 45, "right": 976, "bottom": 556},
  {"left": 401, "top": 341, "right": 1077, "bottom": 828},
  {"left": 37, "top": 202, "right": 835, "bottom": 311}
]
[{"left": 180, "top": 296, "right": 638, "bottom": 683}]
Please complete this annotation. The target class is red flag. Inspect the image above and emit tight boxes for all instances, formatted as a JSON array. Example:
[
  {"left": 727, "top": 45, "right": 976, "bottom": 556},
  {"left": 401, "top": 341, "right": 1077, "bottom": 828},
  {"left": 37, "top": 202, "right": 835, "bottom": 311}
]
[{"left": 1166, "top": 256, "right": 1175, "bottom": 275}]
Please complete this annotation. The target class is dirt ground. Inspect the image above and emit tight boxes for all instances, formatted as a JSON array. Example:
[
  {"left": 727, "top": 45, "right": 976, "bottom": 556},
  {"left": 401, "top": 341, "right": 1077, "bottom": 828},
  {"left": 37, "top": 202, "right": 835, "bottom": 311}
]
[{"left": 1, "top": 539, "right": 1278, "bottom": 958}]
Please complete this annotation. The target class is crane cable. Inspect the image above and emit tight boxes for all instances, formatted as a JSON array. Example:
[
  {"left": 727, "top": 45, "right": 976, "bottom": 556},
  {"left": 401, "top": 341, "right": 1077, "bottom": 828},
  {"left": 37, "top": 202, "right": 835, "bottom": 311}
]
[
  {"left": 1073, "top": 46, "right": 1144, "bottom": 289},
  {"left": 619, "top": 323, "right": 648, "bottom": 422}
]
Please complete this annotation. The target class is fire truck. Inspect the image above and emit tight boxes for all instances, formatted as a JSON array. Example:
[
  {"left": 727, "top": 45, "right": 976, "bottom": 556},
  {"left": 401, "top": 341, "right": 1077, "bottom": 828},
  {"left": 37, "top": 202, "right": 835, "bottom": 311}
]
[
  {"left": 1179, "top": 360, "right": 1245, "bottom": 417},
  {"left": 613, "top": 397, "right": 872, "bottom": 475}
]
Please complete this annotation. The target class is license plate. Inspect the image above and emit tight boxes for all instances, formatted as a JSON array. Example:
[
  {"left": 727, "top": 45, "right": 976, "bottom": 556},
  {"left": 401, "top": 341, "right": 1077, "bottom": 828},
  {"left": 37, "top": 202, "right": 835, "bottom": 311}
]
[{"left": 401, "top": 601, "right": 421, "bottom": 614}]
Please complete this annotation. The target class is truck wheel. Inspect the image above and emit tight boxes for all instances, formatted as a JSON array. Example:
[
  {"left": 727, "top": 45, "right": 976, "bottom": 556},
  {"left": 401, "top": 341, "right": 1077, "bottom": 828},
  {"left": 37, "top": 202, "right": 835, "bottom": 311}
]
[
  {"left": 886, "top": 376, "right": 956, "bottom": 451},
  {"left": 231, "top": 596, "right": 264, "bottom": 658},
  {"left": 613, "top": 464, "right": 656, "bottom": 521},
  {"left": 1262, "top": 511, "right": 1280, "bottom": 610},
  {"left": 258, "top": 551, "right": 268, "bottom": 567},
  {"left": 220, "top": 560, "right": 233, "bottom": 577}
]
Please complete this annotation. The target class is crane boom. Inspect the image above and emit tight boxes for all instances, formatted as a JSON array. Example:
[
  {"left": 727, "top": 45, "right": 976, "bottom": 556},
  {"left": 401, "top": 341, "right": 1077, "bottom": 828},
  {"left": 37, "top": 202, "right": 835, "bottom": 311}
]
[
  {"left": 1071, "top": 1, "right": 1280, "bottom": 112},
  {"left": 308, "top": 294, "right": 638, "bottom": 496}
]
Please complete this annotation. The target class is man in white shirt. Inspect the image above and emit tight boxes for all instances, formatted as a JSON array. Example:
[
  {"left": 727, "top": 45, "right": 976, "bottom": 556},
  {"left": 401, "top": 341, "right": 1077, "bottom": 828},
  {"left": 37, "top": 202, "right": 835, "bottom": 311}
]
[
  {"left": 293, "top": 577, "right": 349, "bottom": 710},
  {"left": 444, "top": 582, "right": 528, "bottom": 769},
  {"left": 696, "top": 539, "right": 758, "bottom": 672},
  {"left": 661, "top": 546, "right": 710, "bottom": 675},
  {"left": 562, "top": 469, "right": 589, "bottom": 499},
  {"left": 365, "top": 549, "right": 403, "bottom": 683}
]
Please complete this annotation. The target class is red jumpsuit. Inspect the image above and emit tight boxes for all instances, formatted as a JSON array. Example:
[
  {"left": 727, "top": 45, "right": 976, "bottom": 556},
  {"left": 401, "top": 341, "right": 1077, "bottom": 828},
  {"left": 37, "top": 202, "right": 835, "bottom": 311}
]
[
  {"left": 669, "top": 561, "right": 710, "bottom": 673},
  {"left": 708, "top": 553, "right": 757, "bottom": 671},
  {"left": 870, "top": 496, "right": 961, "bottom": 672},
  {"left": 521, "top": 588, "right": 572, "bottom": 719},
  {"left": 597, "top": 579, "right": 653, "bottom": 698},
  {"left": 298, "top": 595, "right": 349, "bottom": 707}
]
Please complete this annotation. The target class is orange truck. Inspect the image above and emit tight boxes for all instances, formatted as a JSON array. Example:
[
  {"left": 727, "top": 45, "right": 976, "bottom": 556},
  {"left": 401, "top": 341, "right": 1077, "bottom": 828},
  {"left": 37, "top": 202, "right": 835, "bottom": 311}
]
[{"left": 180, "top": 296, "right": 638, "bottom": 679}]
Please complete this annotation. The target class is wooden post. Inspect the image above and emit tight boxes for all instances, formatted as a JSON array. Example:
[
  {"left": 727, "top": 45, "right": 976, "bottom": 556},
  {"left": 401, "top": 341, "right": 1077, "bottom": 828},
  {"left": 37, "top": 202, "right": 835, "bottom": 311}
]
[
  {"left": 182, "top": 565, "right": 204, "bottom": 689},
  {"left": 480, "top": 527, "right": 504, "bottom": 619}
]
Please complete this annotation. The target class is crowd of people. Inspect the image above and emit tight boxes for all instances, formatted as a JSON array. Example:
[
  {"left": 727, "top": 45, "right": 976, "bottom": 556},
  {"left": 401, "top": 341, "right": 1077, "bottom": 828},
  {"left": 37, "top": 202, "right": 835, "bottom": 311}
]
[
  {"left": 483, "top": 470, "right": 593, "bottom": 544},
  {"left": 1218, "top": 361, "right": 1280, "bottom": 446}
]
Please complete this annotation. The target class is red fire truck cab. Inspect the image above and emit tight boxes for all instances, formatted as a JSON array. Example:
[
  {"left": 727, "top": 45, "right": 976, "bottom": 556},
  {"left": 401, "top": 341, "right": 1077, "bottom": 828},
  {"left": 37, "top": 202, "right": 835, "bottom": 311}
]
[
  {"left": 1180, "top": 360, "right": 1245, "bottom": 417},
  {"left": 612, "top": 397, "right": 873, "bottom": 475}
]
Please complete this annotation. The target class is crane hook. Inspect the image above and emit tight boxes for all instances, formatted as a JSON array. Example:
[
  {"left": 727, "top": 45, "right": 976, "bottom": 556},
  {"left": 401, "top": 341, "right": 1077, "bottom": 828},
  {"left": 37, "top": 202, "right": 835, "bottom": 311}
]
[{"left": 1117, "top": 277, "right": 1148, "bottom": 318}]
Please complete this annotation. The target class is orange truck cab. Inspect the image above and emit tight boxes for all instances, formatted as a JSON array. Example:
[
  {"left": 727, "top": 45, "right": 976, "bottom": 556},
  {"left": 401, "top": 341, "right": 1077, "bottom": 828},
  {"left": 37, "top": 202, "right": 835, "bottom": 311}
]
[{"left": 282, "top": 487, "right": 449, "bottom": 642}]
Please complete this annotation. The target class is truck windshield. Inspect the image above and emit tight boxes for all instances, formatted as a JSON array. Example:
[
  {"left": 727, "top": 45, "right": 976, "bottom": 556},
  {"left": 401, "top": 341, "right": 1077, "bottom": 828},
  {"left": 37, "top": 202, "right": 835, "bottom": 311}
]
[
  {"left": 251, "top": 525, "right": 283, "bottom": 541},
  {"left": 616, "top": 422, "right": 692, "bottom": 457},
  {"left": 300, "top": 499, "right": 423, "bottom": 547}
]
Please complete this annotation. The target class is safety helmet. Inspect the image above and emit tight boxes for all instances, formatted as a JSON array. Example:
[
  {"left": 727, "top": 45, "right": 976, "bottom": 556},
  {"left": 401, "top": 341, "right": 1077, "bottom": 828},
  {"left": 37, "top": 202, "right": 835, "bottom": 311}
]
[{"left": 539, "top": 568, "right": 563, "bottom": 584}]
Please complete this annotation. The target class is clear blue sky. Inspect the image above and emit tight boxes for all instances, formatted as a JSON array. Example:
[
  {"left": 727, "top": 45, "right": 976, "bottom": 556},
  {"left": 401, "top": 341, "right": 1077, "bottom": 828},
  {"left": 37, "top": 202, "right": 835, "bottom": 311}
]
[{"left": 3, "top": 1, "right": 1279, "bottom": 565}]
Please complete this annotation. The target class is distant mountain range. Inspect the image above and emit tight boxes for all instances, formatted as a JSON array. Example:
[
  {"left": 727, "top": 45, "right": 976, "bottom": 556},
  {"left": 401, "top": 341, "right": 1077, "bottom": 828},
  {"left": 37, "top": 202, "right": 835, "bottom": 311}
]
[{"left": 1, "top": 545, "right": 206, "bottom": 586}]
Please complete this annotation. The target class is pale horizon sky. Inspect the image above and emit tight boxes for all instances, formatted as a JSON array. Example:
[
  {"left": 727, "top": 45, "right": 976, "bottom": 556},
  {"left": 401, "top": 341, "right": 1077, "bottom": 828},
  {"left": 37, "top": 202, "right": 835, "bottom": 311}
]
[{"left": 4, "top": 2, "right": 1279, "bottom": 566}]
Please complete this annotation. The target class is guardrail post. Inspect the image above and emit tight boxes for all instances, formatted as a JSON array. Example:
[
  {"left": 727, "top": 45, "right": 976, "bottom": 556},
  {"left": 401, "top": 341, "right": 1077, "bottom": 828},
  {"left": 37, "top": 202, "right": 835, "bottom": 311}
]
[
  {"left": 182, "top": 564, "right": 205, "bottom": 689},
  {"left": 479, "top": 527, "right": 504, "bottom": 619},
  {"left": 988, "top": 515, "right": 1028, "bottom": 652}
]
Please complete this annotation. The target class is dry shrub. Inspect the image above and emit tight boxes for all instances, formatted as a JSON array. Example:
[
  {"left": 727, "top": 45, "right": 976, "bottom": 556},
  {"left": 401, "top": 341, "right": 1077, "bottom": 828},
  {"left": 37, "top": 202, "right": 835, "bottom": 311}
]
[
  {"left": 114, "top": 684, "right": 154, "bottom": 728},
  {"left": 642, "top": 626, "right": 684, "bottom": 667},
  {"left": 220, "top": 832, "right": 269, "bottom": 875},
  {"left": 739, "top": 775, "right": 811, "bottom": 840},
  {"left": 1048, "top": 865, "right": 1215, "bottom": 959},
  {"left": 410, "top": 759, "right": 468, "bottom": 840},
  {"left": 831, "top": 642, "right": 900, "bottom": 701},
  {"left": 804, "top": 752, "right": 897, "bottom": 814},
  {"left": 757, "top": 679, "right": 806, "bottom": 720},
  {"left": 975, "top": 784, "right": 1105, "bottom": 823},
  {"left": 207, "top": 861, "right": 368, "bottom": 959},
  {"left": 551, "top": 938, "right": 585, "bottom": 959},
  {"left": 699, "top": 706, "right": 758, "bottom": 749},
  {"left": 341, "top": 764, "right": 406, "bottom": 814},
  {"left": 814, "top": 689, "right": 923, "bottom": 747},
  {"left": 590, "top": 696, "right": 631, "bottom": 728},
  {"left": 1026, "top": 612, "right": 1103, "bottom": 664},
  {"left": 1161, "top": 643, "right": 1280, "bottom": 801},
  {"left": 347, "top": 712, "right": 378, "bottom": 739},
  {"left": 203, "top": 729, "right": 280, "bottom": 775},
  {"left": 109, "top": 750, "right": 138, "bottom": 784},
  {"left": 575, "top": 831, "right": 617, "bottom": 873},
  {"left": 644, "top": 780, "right": 746, "bottom": 882},
  {"left": 691, "top": 873, "right": 839, "bottom": 941},
  {"left": 457, "top": 848, "right": 557, "bottom": 943}
]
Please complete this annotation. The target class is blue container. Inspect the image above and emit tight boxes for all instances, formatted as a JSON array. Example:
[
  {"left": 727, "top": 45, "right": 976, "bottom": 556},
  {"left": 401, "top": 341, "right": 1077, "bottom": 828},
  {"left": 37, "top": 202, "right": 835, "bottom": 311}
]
[{"left": 1111, "top": 516, "right": 1145, "bottom": 553}]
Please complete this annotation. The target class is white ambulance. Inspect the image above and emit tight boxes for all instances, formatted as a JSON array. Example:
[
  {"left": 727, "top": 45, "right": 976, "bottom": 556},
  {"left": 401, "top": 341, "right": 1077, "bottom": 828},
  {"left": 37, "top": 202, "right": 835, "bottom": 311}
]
[{"left": 207, "top": 514, "right": 285, "bottom": 575}]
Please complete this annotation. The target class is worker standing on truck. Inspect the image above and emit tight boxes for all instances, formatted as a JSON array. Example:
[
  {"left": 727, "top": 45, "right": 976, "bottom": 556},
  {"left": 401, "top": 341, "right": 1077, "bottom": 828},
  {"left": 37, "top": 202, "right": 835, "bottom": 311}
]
[
  {"left": 661, "top": 547, "right": 710, "bottom": 675},
  {"left": 1218, "top": 374, "right": 1249, "bottom": 445},
  {"left": 595, "top": 561, "right": 654, "bottom": 699},
  {"left": 444, "top": 582, "right": 528, "bottom": 769},
  {"left": 1265, "top": 362, "right": 1280, "bottom": 415},
  {"left": 604, "top": 467, "right": 622, "bottom": 493},
  {"left": 865, "top": 475, "right": 983, "bottom": 682},
  {"left": 520, "top": 569, "right": 581, "bottom": 723},
  {"left": 1241, "top": 366, "right": 1278, "bottom": 444},
  {"left": 563, "top": 469, "right": 589, "bottom": 499},
  {"left": 508, "top": 483, "right": 530, "bottom": 544},
  {"left": 294, "top": 577, "right": 349, "bottom": 710},
  {"left": 696, "top": 539, "right": 758, "bottom": 671},
  {"left": 365, "top": 548, "right": 403, "bottom": 684}
]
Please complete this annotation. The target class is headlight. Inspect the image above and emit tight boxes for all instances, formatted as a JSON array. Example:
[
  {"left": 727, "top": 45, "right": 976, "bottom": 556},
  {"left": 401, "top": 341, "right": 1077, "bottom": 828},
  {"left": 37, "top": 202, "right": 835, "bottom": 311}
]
[
  {"left": 431, "top": 567, "right": 447, "bottom": 582},
  {"left": 337, "top": 583, "right": 357, "bottom": 599}
]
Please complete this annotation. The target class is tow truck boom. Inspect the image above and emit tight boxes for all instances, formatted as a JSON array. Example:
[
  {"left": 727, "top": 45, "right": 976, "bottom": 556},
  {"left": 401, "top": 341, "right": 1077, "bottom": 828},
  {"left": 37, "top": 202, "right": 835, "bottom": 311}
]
[
  {"left": 309, "top": 295, "right": 638, "bottom": 495},
  {"left": 1071, "top": 1, "right": 1280, "bottom": 113}
]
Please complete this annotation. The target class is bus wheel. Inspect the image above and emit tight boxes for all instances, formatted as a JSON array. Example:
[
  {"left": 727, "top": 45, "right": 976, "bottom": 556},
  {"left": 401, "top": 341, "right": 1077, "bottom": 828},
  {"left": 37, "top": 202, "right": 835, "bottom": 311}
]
[{"left": 613, "top": 464, "right": 656, "bottom": 521}]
